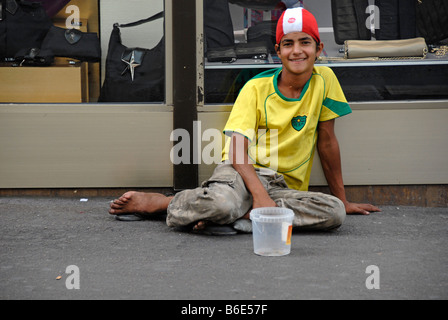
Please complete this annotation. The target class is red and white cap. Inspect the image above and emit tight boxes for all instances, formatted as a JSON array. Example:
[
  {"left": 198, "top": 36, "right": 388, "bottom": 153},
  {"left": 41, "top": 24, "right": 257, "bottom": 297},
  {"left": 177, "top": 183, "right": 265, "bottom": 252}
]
[{"left": 276, "top": 7, "right": 320, "bottom": 45}]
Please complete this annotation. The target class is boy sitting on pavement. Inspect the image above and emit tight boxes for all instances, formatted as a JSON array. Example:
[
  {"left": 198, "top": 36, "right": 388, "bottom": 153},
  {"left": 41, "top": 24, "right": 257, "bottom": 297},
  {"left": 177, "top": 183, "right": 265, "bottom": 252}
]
[{"left": 108, "top": 7, "right": 380, "bottom": 234}]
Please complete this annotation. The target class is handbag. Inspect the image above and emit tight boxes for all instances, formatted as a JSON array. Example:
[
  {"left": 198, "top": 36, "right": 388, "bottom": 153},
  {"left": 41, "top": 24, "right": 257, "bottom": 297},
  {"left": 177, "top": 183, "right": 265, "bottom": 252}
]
[
  {"left": 331, "top": 0, "right": 419, "bottom": 44},
  {"left": 416, "top": 0, "right": 448, "bottom": 44},
  {"left": 14, "top": 47, "right": 53, "bottom": 66},
  {"left": 235, "top": 42, "right": 269, "bottom": 59},
  {"left": 344, "top": 37, "right": 428, "bottom": 60},
  {"left": 331, "top": 0, "right": 370, "bottom": 45},
  {"left": 41, "top": 25, "right": 101, "bottom": 62},
  {"left": 229, "top": 0, "right": 282, "bottom": 10},
  {"left": 204, "top": 0, "right": 234, "bottom": 50},
  {"left": 247, "top": 20, "right": 277, "bottom": 52},
  {"left": 0, "top": 0, "right": 52, "bottom": 60},
  {"left": 373, "top": 0, "right": 416, "bottom": 41},
  {"left": 207, "top": 46, "right": 237, "bottom": 63},
  {"left": 99, "top": 12, "right": 165, "bottom": 102},
  {"left": 206, "top": 42, "right": 269, "bottom": 62}
]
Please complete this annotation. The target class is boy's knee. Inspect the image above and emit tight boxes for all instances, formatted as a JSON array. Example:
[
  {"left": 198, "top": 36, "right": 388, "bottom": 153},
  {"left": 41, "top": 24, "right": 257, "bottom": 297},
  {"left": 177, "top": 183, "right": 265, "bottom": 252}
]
[
  {"left": 327, "top": 197, "right": 346, "bottom": 229},
  {"left": 201, "top": 188, "right": 245, "bottom": 223}
]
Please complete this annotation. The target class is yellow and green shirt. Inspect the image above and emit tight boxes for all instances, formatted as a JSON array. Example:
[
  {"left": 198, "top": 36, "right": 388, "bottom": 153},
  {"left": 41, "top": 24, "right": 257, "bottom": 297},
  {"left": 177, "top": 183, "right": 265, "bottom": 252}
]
[{"left": 222, "top": 66, "right": 351, "bottom": 191}]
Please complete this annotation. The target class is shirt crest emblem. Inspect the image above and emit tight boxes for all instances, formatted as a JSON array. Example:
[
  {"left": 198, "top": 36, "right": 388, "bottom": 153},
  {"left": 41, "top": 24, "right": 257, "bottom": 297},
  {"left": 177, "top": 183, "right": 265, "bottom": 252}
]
[{"left": 291, "top": 115, "right": 307, "bottom": 132}]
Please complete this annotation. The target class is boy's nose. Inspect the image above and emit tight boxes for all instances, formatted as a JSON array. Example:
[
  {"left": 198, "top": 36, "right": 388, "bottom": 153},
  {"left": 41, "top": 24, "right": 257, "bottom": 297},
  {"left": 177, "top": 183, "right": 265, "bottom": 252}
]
[{"left": 293, "top": 43, "right": 303, "bottom": 54}]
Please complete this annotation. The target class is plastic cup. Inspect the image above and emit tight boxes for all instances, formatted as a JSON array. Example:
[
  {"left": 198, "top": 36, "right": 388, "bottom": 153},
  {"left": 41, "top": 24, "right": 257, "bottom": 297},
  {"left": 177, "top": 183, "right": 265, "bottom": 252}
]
[{"left": 250, "top": 207, "right": 294, "bottom": 256}]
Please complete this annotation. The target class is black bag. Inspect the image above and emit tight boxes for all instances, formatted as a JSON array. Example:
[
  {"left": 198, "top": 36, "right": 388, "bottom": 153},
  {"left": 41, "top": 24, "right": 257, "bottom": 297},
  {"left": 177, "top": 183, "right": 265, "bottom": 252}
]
[
  {"left": 331, "top": 0, "right": 370, "bottom": 45},
  {"left": 206, "top": 46, "right": 237, "bottom": 63},
  {"left": 206, "top": 42, "right": 269, "bottom": 62},
  {"left": 374, "top": 0, "right": 416, "bottom": 40},
  {"left": 14, "top": 47, "right": 53, "bottom": 66},
  {"left": 416, "top": 0, "right": 448, "bottom": 44},
  {"left": 41, "top": 25, "right": 101, "bottom": 62},
  {"left": 204, "top": 0, "right": 234, "bottom": 50},
  {"left": 0, "top": 0, "right": 52, "bottom": 60},
  {"left": 331, "top": 0, "right": 418, "bottom": 44},
  {"left": 229, "top": 0, "right": 282, "bottom": 10},
  {"left": 247, "top": 20, "right": 277, "bottom": 52},
  {"left": 235, "top": 42, "right": 269, "bottom": 59},
  {"left": 397, "top": 0, "right": 417, "bottom": 40},
  {"left": 99, "top": 12, "right": 165, "bottom": 102}
]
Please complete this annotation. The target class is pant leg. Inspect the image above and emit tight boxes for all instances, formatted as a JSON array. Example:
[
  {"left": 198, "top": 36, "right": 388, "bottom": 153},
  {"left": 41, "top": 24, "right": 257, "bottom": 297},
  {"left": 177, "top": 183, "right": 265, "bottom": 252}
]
[
  {"left": 166, "top": 164, "right": 252, "bottom": 227},
  {"left": 256, "top": 169, "right": 346, "bottom": 231}
]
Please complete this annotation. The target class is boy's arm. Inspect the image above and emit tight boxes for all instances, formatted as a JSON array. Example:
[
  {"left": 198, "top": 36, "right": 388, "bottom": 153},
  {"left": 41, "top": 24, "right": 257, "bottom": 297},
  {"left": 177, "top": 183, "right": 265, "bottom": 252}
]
[
  {"left": 229, "top": 133, "right": 277, "bottom": 210},
  {"left": 317, "top": 119, "right": 381, "bottom": 215}
]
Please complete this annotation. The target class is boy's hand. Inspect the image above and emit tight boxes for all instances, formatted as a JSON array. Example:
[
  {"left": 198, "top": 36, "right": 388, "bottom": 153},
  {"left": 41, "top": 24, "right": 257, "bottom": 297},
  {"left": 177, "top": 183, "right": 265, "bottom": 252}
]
[
  {"left": 242, "top": 195, "right": 277, "bottom": 220},
  {"left": 252, "top": 196, "right": 277, "bottom": 210},
  {"left": 344, "top": 202, "right": 381, "bottom": 215}
]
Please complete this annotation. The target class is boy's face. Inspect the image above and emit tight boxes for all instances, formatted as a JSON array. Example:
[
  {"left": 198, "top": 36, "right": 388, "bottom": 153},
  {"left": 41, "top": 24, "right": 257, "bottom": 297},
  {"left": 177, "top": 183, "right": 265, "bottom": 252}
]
[{"left": 275, "top": 32, "right": 323, "bottom": 76}]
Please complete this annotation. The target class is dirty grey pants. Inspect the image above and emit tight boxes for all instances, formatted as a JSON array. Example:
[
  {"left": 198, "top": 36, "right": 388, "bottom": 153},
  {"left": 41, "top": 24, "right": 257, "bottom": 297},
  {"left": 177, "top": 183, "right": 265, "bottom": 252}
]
[{"left": 166, "top": 163, "right": 346, "bottom": 230}]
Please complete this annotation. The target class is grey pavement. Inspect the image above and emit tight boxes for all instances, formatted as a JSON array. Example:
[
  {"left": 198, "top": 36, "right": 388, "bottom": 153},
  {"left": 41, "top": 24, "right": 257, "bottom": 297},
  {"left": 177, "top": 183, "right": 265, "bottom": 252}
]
[{"left": 0, "top": 196, "right": 447, "bottom": 301}]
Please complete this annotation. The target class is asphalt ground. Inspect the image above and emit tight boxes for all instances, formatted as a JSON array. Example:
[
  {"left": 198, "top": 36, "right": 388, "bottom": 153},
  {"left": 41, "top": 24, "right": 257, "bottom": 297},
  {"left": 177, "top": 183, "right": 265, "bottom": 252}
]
[{"left": 0, "top": 196, "right": 447, "bottom": 304}]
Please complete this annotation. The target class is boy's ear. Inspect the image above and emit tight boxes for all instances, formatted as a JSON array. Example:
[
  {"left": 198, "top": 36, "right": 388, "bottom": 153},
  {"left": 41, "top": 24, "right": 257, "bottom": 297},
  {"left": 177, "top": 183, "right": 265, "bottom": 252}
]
[
  {"left": 316, "top": 42, "right": 324, "bottom": 57},
  {"left": 275, "top": 43, "right": 280, "bottom": 55}
]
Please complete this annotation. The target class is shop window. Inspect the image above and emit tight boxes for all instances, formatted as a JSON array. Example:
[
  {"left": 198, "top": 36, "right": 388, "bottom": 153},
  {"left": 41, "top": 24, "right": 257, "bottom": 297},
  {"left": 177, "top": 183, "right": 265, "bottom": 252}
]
[
  {"left": 204, "top": 0, "right": 448, "bottom": 104},
  {"left": 0, "top": 0, "right": 165, "bottom": 104}
]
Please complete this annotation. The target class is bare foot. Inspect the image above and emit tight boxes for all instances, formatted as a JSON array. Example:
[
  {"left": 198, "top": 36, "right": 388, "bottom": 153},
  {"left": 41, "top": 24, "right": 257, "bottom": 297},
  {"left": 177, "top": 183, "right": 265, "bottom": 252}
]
[
  {"left": 192, "top": 211, "right": 250, "bottom": 231},
  {"left": 109, "top": 191, "right": 173, "bottom": 216},
  {"left": 193, "top": 220, "right": 207, "bottom": 231}
]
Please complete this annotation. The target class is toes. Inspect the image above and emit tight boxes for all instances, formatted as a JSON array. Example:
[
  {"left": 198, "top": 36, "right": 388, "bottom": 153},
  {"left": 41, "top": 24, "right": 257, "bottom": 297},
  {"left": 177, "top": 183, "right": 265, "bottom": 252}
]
[
  {"left": 109, "top": 207, "right": 127, "bottom": 215},
  {"left": 110, "top": 198, "right": 126, "bottom": 208},
  {"left": 117, "top": 196, "right": 129, "bottom": 203},
  {"left": 113, "top": 199, "right": 126, "bottom": 206},
  {"left": 120, "top": 191, "right": 135, "bottom": 202},
  {"left": 108, "top": 199, "right": 126, "bottom": 215},
  {"left": 110, "top": 203, "right": 122, "bottom": 210},
  {"left": 193, "top": 221, "right": 207, "bottom": 231}
]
